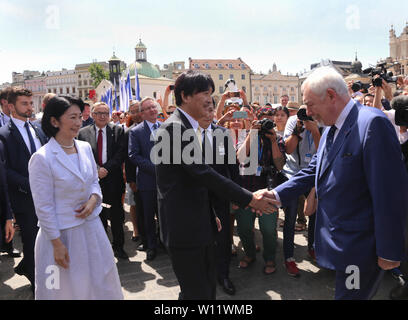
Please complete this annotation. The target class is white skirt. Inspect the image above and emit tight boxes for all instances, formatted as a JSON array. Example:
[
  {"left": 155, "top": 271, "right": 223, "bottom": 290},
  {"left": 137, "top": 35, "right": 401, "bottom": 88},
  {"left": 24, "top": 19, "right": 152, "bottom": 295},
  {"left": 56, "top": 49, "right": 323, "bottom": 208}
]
[{"left": 34, "top": 217, "right": 124, "bottom": 300}]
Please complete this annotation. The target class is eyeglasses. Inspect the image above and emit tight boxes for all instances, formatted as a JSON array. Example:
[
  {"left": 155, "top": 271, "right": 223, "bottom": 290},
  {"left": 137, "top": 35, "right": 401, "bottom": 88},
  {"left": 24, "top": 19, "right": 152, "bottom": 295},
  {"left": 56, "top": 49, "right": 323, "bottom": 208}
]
[{"left": 93, "top": 112, "right": 109, "bottom": 117}]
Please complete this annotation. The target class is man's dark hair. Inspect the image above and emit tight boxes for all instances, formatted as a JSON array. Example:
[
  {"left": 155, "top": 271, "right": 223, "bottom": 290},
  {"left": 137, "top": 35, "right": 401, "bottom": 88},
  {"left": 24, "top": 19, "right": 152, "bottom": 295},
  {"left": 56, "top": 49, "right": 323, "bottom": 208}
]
[
  {"left": 0, "top": 87, "right": 13, "bottom": 102},
  {"left": 42, "top": 95, "right": 85, "bottom": 138},
  {"left": 364, "top": 94, "right": 374, "bottom": 98},
  {"left": 7, "top": 87, "right": 32, "bottom": 106},
  {"left": 174, "top": 71, "right": 215, "bottom": 106}
]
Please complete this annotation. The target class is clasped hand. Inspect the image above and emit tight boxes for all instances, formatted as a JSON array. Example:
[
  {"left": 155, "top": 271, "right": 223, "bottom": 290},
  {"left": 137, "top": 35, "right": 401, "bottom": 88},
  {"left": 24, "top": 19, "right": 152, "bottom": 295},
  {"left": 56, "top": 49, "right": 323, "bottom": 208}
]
[{"left": 249, "top": 189, "right": 281, "bottom": 216}]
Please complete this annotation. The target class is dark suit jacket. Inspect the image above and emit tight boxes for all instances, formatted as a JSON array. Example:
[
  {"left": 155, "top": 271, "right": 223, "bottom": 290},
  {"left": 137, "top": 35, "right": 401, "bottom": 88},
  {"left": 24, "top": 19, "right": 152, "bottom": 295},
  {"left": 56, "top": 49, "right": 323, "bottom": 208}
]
[
  {"left": 0, "top": 142, "right": 12, "bottom": 247},
  {"left": 275, "top": 104, "right": 408, "bottom": 271},
  {"left": 155, "top": 109, "right": 253, "bottom": 248},
  {"left": 78, "top": 123, "right": 126, "bottom": 203},
  {"left": 0, "top": 119, "right": 48, "bottom": 213},
  {"left": 124, "top": 123, "right": 137, "bottom": 184},
  {"left": 128, "top": 120, "right": 157, "bottom": 191}
]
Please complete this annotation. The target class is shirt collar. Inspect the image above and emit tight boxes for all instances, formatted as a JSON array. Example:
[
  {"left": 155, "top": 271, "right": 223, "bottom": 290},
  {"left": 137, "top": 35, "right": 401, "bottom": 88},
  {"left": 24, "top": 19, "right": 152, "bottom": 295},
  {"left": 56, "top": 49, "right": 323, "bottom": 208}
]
[
  {"left": 11, "top": 116, "right": 29, "bottom": 128},
  {"left": 145, "top": 120, "right": 159, "bottom": 131},
  {"left": 334, "top": 99, "right": 354, "bottom": 131},
  {"left": 178, "top": 107, "right": 200, "bottom": 131},
  {"left": 95, "top": 125, "right": 107, "bottom": 133}
]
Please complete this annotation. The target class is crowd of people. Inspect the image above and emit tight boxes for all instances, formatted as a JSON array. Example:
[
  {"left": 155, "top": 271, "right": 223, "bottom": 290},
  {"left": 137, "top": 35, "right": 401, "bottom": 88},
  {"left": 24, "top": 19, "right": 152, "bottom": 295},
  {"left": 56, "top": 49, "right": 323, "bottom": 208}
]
[{"left": 0, "top": 67, "right": 408, "bottom": 300}]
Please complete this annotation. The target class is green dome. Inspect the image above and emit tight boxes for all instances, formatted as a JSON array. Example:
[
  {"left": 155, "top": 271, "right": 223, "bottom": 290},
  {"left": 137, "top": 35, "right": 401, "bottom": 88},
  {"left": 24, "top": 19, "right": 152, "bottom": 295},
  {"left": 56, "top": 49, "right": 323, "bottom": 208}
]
[{"left": 129, "top": 61, "right": 161, "bottom": 78}]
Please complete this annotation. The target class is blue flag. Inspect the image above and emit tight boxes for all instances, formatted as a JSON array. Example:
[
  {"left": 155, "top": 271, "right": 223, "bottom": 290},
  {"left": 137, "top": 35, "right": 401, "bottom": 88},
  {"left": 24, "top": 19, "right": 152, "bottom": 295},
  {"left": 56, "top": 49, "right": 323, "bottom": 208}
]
[
  {"left": 134, "top": 62, "right": 141, "bottom": 100},
  {"left": 126, "top": 70, "right": 133, "bottom": 102},
  {"left": 114, "top": 78, "right": 119, "bottom": 111}
]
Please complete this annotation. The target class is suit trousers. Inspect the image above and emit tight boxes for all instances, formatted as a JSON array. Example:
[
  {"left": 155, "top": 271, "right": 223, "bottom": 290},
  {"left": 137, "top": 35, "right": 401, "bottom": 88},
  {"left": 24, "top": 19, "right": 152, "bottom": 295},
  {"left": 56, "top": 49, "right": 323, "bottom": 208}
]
[
  {"left": 139, "top": 190, "right": 159, "bottom": 249},
  {"left": 1, "top": 218, "right": 14, "bottom": 250},
  {"left": 335, "top": 265, "right": 385, "bottom": 300},
  {"left": 167, "top": 243, "right": 216, "bottom": 300},
  {"left": 214, "top": 206, "right": 232, "bottom": 280},
  {"left": 134, "top": 190, "right": 147, "bottom": 246},
  {"left": 100, "top": 196, "right": 125, "bottom": 249},
  {"left": 14, "top": 210, "right": 38, "bottom": 285}
]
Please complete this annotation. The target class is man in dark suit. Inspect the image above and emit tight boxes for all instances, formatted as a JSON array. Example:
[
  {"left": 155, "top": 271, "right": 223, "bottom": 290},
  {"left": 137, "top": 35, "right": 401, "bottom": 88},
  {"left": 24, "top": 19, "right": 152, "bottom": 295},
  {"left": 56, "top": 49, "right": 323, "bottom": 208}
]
[
  {"left": 268, "top": 67, "right": 408, "bottom": 299},
  {"left": 0, "top": 141, "right": 15, "bottom": 249},
  {"left": 78, "top": 102, "right": 128, "bottom": 259},
  {"left": 154, "top": 70, "right": 277, "bottom": 300},
  {"left": 0, "top": 87, "right": 20, "bottom": 258},
  {"left": 81, "top": 102, "right": 94, "bottom": 127},
  {"left": 198, "top": 105, "right": 241, "bottom": 295},
  {"left": 0, "top": 87, "right": 48, "bottom": 290},
  {"left": 129, "top": 97, "right": 161, "bottom": 261},
  {"left": 124, "top": 100, "right": 146, "bottom": 247}
]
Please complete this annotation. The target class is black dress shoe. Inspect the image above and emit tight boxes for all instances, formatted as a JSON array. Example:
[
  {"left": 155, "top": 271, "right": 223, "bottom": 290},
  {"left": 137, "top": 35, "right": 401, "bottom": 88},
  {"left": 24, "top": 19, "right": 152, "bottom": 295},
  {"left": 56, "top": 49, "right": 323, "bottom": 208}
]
[
  {"left": 4, "top": 248, "right": 21, "bottom": 258},
  {"left": 390, "top": 282, "right": 408, "bottom": 300},
  {"left": 14, "top": 264, "right": 27, "bottom": 276},
  {"left": 146, "top": 248, "right": 157, "bottom": 261},
  {"left": 113, "top": 247, "right": 129, "bottom": 260},
  {"left": 218, "top": 277, "right": 236, "bottom": 296},
  {"left": 137, "top": 244, "right": 147, "bottom": 251}
]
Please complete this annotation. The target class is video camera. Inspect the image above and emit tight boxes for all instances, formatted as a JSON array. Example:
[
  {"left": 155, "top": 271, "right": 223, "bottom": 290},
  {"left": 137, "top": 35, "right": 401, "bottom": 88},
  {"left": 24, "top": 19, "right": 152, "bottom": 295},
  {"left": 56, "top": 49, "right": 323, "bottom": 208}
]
[
  {"left": 391, "top": 95, "right": 408, "bottom": 127},
  {"left": 363, "top": 61, "right": 398, "bottom": 87}
]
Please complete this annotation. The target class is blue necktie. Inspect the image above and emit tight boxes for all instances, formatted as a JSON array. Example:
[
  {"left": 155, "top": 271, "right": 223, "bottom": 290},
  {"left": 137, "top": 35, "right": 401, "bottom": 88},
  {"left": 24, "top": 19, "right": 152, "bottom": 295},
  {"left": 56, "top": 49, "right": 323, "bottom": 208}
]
[
  {"left": 24, "top": 122, "right": 37, "bottom": 155},
  {"left": 152, "top": 123, "right": 158, "bottom": 131},
  {"left": 325, "top": 125, "right": 337, "bottom": 155}
]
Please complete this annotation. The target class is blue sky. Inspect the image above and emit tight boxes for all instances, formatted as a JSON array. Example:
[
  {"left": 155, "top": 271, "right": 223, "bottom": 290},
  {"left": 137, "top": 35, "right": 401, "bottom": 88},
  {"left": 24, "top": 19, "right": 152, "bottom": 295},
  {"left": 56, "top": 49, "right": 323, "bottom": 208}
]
[{"left": 1, "top": 0, "right": 407, "bottom": 83}]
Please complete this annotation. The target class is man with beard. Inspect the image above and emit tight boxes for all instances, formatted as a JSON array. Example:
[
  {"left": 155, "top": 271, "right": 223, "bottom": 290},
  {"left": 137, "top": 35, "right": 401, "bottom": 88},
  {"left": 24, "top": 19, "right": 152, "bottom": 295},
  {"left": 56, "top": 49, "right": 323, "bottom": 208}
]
[{"left": 0, "top": 87, "right": 48, "bottom": 293}]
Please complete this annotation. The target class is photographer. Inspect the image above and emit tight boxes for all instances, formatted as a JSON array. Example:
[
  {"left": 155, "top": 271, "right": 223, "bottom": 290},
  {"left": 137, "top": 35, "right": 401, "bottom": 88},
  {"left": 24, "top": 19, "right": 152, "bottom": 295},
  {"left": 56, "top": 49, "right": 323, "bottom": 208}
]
[
  {"left": 234, "top": 117, "right": 285, "bottom": 275},
  {"left": 216, "top": 79, "right": 249, "bottom": 120},
  {"left": 373, "top": 78, "right": 408, "bottom": 145},
  {"left": 280, "top": 105, "right": 321, "bottom": 276}
]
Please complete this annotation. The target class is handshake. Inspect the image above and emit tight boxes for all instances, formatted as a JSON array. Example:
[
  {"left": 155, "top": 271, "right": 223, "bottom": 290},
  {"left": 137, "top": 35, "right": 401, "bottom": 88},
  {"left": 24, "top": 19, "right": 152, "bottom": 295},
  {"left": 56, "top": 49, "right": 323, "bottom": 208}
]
[{"left": 248, "top": 189, "right": 281, "bottom": 215}]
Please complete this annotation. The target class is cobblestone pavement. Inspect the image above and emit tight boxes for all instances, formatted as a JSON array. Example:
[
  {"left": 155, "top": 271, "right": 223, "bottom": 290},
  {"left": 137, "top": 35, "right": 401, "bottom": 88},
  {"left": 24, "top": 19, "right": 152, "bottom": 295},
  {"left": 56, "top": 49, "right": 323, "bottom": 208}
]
[{"left": 0, "top": 206, "right": 397, "bottom": 300}]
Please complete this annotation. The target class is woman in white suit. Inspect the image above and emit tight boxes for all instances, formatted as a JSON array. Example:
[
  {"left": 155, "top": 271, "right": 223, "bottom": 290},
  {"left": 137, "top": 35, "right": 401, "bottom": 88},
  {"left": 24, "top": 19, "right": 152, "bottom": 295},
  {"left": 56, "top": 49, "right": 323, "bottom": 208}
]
[{"left": 28, "top": 96, "right": 123, "bottom": 300}]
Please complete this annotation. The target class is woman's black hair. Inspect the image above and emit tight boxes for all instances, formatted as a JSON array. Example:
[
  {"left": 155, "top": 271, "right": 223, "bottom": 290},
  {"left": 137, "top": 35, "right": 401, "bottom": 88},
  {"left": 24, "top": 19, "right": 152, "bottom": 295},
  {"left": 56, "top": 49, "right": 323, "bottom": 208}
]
[
  {"left": 42, "top": 95, "right": 85, "bottom": 138},
  {"left": 274, "top": 105, "right": 290, "bottom": 118},
  {"left": 174, "top": 70, "right": 215, "bottom": 106}
]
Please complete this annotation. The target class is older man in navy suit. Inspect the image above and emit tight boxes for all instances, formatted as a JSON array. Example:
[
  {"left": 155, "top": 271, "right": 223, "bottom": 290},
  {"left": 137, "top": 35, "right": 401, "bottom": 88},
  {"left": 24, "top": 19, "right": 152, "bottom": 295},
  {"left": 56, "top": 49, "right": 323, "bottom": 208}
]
[
  {"left": 266, "top": 67, "right": 408, "bottom": 299},
  {"left": 129, "top": 97, "right": 161, "bottom": 261},
  {"left": 0, "top": 87, "right": 48, "bottom": 291}
]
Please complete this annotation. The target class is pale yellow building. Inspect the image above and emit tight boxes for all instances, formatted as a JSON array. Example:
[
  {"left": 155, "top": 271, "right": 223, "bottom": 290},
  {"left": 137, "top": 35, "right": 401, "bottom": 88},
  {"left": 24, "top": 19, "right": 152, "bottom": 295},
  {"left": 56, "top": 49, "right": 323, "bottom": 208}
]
[
  {"left": 188, "top": 58, "right": 252, "bottom": 103},
  {"left": 46, "top": 69, "right": 76, "bottom": 96},
  {"left": 251, "top": 64, "right": 299, "bottom": 105},
  {"left": 389, "top": 24, "right": 408, "bottom": 76}
]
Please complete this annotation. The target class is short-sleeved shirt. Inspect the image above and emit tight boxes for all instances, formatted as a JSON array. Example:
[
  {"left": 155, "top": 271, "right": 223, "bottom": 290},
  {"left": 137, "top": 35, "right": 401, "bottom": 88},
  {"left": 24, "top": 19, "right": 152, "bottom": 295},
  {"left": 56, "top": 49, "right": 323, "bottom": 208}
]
[{"left": 281, "top": 115, "right": 319, "bottom": 179}]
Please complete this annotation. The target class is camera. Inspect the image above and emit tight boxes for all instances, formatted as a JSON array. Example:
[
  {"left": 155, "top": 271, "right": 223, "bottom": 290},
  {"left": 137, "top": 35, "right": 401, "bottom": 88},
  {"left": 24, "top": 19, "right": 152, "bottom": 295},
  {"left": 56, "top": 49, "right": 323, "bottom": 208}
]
[
  {"left": 232, "top": 111, "right": 248, "bottom": 119},
  {"left": 363, "top": 62, "right": 398, "bottom": 87},
  {"left": 391, "top": 95, "right": 408, "bottom": 127},
  {"left": 169, "top": 85, "right": 175, "bottom": 90},
  {"left": 256, "top": 118, "right": 276, "bottom": 138},
  {"left": 351, "top": 80, "right": 371, "bottom": 93},
  {"left": 262, "top": 166, "right": 278, "bottom": 190},
  {"left": 297, "top": 108, "right": 314, "bottom": 121},
  {"left": 229, "top": 92, "right": 241, "bottom": 98}
]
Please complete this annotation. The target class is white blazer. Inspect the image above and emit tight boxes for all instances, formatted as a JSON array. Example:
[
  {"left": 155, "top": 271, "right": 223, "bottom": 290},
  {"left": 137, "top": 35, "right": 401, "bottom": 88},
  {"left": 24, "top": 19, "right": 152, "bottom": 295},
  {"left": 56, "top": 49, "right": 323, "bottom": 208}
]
[{"left": 28, "top": 137, "right": 102, "bottom": 241}]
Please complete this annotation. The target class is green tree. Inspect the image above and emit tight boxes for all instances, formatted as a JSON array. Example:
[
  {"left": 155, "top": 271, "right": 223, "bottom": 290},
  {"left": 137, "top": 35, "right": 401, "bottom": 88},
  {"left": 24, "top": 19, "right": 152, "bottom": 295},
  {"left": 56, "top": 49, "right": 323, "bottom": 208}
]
[{"left": 89, "top": 63, "right": 109, "bottom": 88}]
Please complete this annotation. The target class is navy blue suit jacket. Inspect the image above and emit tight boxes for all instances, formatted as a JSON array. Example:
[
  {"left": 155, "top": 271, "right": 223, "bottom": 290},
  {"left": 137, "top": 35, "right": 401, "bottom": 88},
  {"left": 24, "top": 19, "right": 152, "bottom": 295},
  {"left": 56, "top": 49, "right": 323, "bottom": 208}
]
[
  {"left": 275, "top": 104, "right": 408, "bottom": 271},
  {"left": 0, "top": 119, "right": 48, "bottom": 213},
  {"left": 128, "top": 120, "right": 157, "bottom": 191}
]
